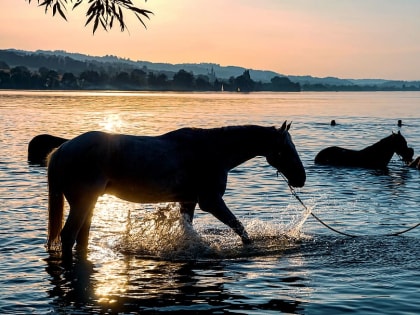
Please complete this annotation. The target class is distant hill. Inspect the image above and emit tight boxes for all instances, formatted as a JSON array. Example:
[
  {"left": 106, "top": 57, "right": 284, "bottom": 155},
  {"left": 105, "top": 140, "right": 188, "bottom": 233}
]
[
  {"left": 1, "top": 49, "right": 281, "bottom": 83},
  {"left": 288, "top": 75, "right": 420, "bottom": 90},
  {"left": 1, "top": 49, "right": 419, "bottom": 90}
]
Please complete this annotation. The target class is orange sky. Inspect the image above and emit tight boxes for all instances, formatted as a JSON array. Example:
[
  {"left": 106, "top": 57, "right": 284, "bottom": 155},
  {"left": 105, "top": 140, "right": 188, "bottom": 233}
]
[{"left": 1, "top": 0, "right": 420, "bottom": 80}]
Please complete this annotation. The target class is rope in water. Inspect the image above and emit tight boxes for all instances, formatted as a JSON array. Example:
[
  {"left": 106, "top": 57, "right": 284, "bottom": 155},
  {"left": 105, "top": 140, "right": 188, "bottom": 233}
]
[{"left": 279, "top": 173, "right": 420, "bottom": 237}]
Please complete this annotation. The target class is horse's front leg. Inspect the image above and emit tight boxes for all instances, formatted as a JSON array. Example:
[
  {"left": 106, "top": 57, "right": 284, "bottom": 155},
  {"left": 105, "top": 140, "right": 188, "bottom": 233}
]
[
  {"left": 61, "top": 209, "right": 84, "bottom": 260},
  {"left": 179, "top": 201, "right": 197, "bottom": 223},
  {"left": 198, "top": 195, "right": 251, "bottom": 245},
  {"left": 75, "top": 211, "right": 94, "bottom": 254}
]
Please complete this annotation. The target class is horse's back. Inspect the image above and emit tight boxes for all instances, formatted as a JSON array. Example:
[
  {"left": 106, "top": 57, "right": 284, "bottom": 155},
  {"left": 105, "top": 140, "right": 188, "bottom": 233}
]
[
  {"left": 314, "top": 146, "right": 362, "bottom": 166},
  {"left": 49, "top": 130, "right": 201, "bottom": 202},
  {"left": 56, "top": 131, "right": 111, "bottom": 161},
  {"left": 315, "top": 146, "right": 380, "bottom": 168},
  {"left": 48, "top": 131, "right": 111, "bottom": 182},
  {"left": 315, "top": 145, "right": 390, "bottom": 168},
  {"left": 54, "top": 130, "right": 196, "bottom": 170}
]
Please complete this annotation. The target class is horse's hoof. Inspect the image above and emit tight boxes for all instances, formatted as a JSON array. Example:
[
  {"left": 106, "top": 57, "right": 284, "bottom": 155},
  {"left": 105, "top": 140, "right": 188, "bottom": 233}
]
[{"left": 61, "top": 248, "right": 73, "bottom": 265}]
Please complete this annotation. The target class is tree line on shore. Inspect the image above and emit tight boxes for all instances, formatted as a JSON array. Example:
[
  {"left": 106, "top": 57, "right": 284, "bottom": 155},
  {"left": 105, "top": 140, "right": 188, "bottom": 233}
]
[
  {"left": 2, "top": 59, "right": 420, "bottom": 92},
  {"left": 0, "top": 61, "right": 301, "bottom": 92}
]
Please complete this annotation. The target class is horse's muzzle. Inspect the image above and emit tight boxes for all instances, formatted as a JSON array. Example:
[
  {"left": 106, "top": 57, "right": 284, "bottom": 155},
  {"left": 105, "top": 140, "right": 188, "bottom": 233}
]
[
  {"left": 289, "top": 178, "right": 306, "bottom": 188},
  {"left": 402, "top": 147, "right": 415, "bottom": 164},
  {"left": 287, "top": 170, "right": 306, "bottom": 188}
]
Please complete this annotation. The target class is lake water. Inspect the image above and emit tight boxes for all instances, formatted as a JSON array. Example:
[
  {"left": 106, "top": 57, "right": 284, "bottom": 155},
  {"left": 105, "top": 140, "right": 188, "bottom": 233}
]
[{"left": 0, "top": 90, "right": 419, "bottom": 314}]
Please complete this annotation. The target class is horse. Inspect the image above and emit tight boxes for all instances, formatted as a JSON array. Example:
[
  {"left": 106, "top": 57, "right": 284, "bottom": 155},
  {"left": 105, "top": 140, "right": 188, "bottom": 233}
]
[
  {"left": 28, "top": 134, "right": 68, "bottom": 166},
  {"left": 46, "top": 121, "right": 306, "bottom": 259},
  {"left": 314, "top": 131, "right": 413, "bottom": 169}
]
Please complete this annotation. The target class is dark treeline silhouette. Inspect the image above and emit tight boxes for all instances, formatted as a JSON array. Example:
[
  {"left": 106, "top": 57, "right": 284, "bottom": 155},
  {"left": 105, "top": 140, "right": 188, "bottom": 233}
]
[
  {"left": 2, "top": 50, "right": 419, "bottom": 91},
  {"left": 0, "top": 62, "right": 301, "bottom": 92}
]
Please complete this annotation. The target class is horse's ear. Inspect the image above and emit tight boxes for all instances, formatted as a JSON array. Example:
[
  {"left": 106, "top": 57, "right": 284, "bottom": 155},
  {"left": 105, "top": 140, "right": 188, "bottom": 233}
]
[
  {"left": 398, "top": 130, "right": 401, "bottom": 135},
  {"left": 280, "top": 121, "right": 287, "bottom": 132},
  {"left": 287, "top": 121, "right": 292, "bottom": 131}
]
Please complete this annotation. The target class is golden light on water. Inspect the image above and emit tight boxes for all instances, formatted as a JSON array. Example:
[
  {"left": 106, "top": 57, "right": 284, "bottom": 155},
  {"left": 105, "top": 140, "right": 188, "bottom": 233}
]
[
  {"left": 99, "top": 114, "right": 125, "bottom": 132},
  {"left": 89, "top": 195, "right": 133, "bottom": 304},
  {"left": 92, "top": 195, "right": 133, "bottom": 236},
  {"left": 94, "top": 258, "right": 129, "bottom": 304}
]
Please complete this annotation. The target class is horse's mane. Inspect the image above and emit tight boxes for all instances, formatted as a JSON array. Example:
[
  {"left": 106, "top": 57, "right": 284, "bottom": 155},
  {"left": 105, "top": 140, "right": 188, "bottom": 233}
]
[
  {"left": 163, "top": 125, "right": 276, "bottom": 139},
  {"left": 162, "top": 125, "right": 278, "bottom": 149},
  {"left": 362, "top": 132, "right": 401, "bottom": 152}
]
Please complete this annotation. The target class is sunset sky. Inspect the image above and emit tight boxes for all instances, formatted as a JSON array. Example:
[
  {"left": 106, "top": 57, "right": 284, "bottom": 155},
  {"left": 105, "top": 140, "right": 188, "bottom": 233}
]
[{"left": 1, "top": 0, "right": 420, "bottom": 80}]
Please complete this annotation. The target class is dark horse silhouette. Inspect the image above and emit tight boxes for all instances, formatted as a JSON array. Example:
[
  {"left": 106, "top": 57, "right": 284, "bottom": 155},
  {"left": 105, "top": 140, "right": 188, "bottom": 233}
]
[
  {"left": 28, "top": 134, "right": 68, "bottom": 165},
  {"left": 314, "top": 131, "right": 413, "bottom": 169},
  {"left": 46, "top": 122, "right": 306, "bottom": 260}
]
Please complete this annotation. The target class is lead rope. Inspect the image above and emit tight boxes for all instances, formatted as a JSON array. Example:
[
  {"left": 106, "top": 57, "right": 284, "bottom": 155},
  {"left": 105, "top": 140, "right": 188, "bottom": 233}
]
[{"left": 278, "top": 172, "right": 419, "bottom": 237}]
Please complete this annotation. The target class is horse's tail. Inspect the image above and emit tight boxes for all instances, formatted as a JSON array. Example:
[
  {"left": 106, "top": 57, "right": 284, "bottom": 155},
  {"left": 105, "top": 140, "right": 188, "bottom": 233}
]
[{"left": 46, "top": 148, "right": 64, "bottom": 251}]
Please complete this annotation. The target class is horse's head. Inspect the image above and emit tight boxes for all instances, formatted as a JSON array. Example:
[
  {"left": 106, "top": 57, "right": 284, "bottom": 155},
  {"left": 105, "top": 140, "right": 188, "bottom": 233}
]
[
  {"left": 392, "top": 131, "right": 414, "bottom": 163},
  {"left": 266, "top": 121, "right": 306, "bottom": 188}
]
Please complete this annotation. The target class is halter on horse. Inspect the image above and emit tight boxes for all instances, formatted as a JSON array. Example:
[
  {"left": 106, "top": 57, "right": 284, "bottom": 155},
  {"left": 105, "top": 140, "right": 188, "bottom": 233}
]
[
  {"left": 314, "top": 131, "right": 413, "bottom": 169},
  {"left": 47, "top": 121, "right": 306, "bottom": 259}
]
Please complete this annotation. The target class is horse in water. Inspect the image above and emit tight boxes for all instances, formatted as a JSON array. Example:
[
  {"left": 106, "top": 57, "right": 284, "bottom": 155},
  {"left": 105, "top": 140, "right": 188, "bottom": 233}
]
[
  {"left": 314, "top": 131, "right": 413, "bottom": 169},
  {"left": 28, "top": 134, "right": 68, "bottom": 166},
  {"left": 47, "top": 121, "right": 306, "bottom": 259}
]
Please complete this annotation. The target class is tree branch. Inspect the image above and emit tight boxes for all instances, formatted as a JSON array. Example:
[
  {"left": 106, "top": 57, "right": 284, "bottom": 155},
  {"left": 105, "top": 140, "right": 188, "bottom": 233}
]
[{"left": 27, "top": 0, "right": 153, "bottom": 34}]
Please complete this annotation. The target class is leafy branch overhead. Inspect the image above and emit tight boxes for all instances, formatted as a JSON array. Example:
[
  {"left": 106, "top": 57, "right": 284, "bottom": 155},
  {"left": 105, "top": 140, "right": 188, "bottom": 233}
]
[{"left": 27, "top": 0, "right": 153, "bottom": 34}]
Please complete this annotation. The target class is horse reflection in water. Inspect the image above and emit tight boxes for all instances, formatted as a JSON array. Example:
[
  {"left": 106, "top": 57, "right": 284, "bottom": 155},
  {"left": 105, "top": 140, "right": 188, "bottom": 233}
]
[
  {"left": 47, "top": 121, "right": 306, "bottom": 260},
  {"left": 314, "top": 131, "right": 413, "bottom": 169}
]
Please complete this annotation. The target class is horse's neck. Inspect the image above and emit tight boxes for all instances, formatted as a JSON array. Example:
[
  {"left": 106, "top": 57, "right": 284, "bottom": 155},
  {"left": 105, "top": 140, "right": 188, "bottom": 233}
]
[
  {"left": 211, "top": 126, "right": 276, "bottom": 170},
  {"left": 361, "top": 135, "right": 395, "bottom": 162}
]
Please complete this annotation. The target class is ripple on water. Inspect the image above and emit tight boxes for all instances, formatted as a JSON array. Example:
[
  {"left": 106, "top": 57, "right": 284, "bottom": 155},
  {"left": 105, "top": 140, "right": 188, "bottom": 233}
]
[{"left": 1, "top": 91, "right": 419, "bottom": 314}]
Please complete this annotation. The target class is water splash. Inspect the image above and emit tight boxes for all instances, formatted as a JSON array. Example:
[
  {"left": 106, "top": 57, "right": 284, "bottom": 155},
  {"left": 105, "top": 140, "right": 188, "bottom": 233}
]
[
  {"left": 286, "top": 204, "right": 313, "bottom": 238},
  {"left": 115, "top": 204, "right": 213, "bottom": 260},
  {"left": 114, "top": 203, "right": 311, "bottom": 260}
]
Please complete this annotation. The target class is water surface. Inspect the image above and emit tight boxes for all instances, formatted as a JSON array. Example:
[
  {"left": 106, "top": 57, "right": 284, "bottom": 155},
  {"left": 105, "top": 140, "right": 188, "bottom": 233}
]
[{"left": 0, "top": 91, "right": 419, "bottom": 314}]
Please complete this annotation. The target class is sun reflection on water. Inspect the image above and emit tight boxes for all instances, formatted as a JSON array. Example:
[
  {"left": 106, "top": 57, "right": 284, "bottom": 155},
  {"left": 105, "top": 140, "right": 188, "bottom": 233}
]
[
  {"left": 98, "top": 114, "right": 125, "bottom": 132},
  {"left": 95, "top": 259, "right": 129, "bottom": 305}
]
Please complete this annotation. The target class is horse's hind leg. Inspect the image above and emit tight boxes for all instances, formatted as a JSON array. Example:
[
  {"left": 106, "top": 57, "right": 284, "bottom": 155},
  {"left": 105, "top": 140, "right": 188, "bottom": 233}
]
[
  {"left": 61, "top": 193, "right": 98, "bottom": 260},
  {"left": 179, "top": 202, "right": 197, "bottom": 223},
  {"left": 198, "top": 196, "right": 251, "bottom": 244}
]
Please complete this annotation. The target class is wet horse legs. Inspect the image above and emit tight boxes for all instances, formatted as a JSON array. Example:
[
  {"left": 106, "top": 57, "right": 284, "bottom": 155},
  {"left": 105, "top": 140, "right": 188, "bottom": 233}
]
[
  {"left": 198, "top": 195, "right": 251, "bottom": 244},
  {"left": 61, "top": 193, "right": 97, "bottom": 260},
  {"left": 179, "top": 201, "right": 197, "bottom": 223}
]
